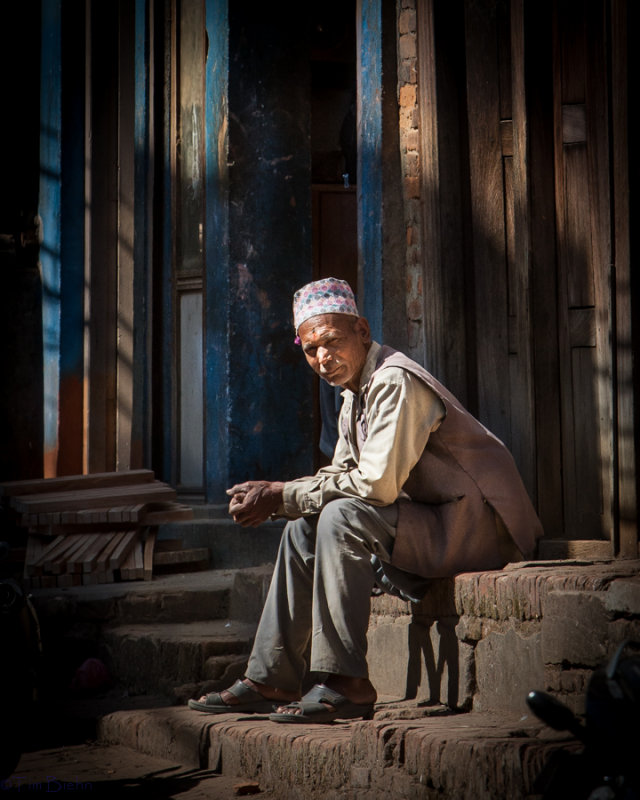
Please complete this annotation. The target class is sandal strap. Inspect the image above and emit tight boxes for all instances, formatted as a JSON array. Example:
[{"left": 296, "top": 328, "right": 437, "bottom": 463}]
[
  {"left": 203, "top": 679, "right": 264, "bottom": 706},
  {"left": 224, "top": 679, "right": 266, "bottom": 703},
  {"left": 301, "top": 684, "right": 347, "bottom": 707}
]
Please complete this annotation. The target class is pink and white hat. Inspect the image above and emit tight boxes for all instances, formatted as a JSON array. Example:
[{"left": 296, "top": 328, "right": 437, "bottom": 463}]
[{"left": 293, "top": 278, "right": 359, "bottom": 333}]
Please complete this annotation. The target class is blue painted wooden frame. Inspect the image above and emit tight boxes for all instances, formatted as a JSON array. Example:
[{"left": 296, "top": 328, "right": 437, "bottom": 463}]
[
  {"left": 357, "top": 0, "right": 383, "bottom": 342},
  {"left": 133, "top": 0, "right": 151, "bottom": 465},
  {"left": 204, "top": 0, "right": 230, "bottom": 500},
  {"left": 161, "top": 5, "right": 175, "bottom": 485},
  {"left": 40, "top": 0, "right": 62, "bottom": 473},
  {"left": 58, "top": 0, "right": 86, "bottom": 473}
]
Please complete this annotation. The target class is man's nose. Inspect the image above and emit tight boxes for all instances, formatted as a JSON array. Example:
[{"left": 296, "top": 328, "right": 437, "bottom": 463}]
[{"left": 317, "top": 346, "right": 331, "bottom": 364}]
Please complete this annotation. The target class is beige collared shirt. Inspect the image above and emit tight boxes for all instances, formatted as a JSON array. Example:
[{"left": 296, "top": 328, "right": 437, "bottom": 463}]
[{"left": 281, "top": 342, "right": 446, "bottom": 517}]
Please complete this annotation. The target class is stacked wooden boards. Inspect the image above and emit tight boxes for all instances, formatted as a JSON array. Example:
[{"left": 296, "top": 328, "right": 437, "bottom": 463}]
[{"left": 0, "top": 470, "right": 199, "bottom": 588}]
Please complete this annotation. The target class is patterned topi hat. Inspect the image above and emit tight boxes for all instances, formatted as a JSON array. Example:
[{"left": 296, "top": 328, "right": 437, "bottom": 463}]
[{"left": 293, "top": 278, "right": 359, "bottom": 334}]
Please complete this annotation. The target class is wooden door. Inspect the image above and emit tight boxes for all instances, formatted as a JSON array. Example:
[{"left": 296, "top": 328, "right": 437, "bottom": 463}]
[
  {"left": 311, "top": 184, "right": 358, "bottom": 465},
  {"left": 551, "top": 0, "right": 613, "bottom": 540},
  {"left": 418, "top": 0, "right": 630, "bottom": 547},
  {"left": 312, "top": 185, "right": 358, "bottom": 288}
]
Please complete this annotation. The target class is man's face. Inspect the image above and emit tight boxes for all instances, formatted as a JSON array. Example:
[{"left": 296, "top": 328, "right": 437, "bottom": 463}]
[{"left": 298, "top": 313, "right": 371, "bottom": 393}]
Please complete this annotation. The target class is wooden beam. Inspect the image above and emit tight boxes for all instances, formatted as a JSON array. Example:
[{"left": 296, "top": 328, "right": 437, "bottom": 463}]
[
  {"left": 58, "top": 0, "right": 87, "bottom": 476},
  {"left": 49, "top": 535, "right": 89, "bottom": 575},
  {"left": 538, "top": 539, "right": 613, "bottom": 561},
  {"left": 109, "top": 529, "right": 139, "bottom": 570},
  {"left": 10, "top": 480, "right": 176, "bottom": 514},
  {"left": 26, "top": 535, "right": 66, "bottom": 577},
  {"left": 610, "top": 0, "right": 637, "bottom": 557},
  {"left": 120, "top": 539, "right": 144, "bottom": 581},
  {"left": 143, "top": 528, "right": 157, "bottom": 580},
  {"left": 522, "top": 0, "right": 563, "bottom": 537},
  {"left": 116, "top": 0, "right": 136, "bottom": 471},
  {"left": 39, "top": 0, "right": 63, "bottom": 477},
  {"left": 86, "top": 0, "right": 119, "bottom": 472},
  {"left": 94, "top": 531, "right": 127, "bottom": 582},
  {"left": 585, "top": 1, "right": 614, "bottom": 541},
  {"left": 508, "top": 0, "right": 536, "bottom": 495},
  {"left": 131, "top": 0, "right": 152, "bottom": 469},
  {"left": 417, "top": 0, "right": 469, "bottom": 403},
  {"left": 464, "top": 0, "right": 511, "bottom": 445},
  {"left": 159, "top": 0, "right": 178, "bottom": 488},
  {"left": 0, "top": 469, "right": 155, "bottom": 497}
]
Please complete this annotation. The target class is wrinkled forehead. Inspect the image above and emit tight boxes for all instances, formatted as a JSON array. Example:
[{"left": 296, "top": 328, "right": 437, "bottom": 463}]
[{"left": 298, "top": 313, "right": 358, "bottom": 342}]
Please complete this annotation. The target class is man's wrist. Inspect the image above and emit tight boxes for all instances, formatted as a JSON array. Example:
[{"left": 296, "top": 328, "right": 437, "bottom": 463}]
[
  {"left": 267, "top": 481, "right": 286, "bottom": 518},
  {"left": 269, "top": 481, "right": 285, "bottom": 500}
]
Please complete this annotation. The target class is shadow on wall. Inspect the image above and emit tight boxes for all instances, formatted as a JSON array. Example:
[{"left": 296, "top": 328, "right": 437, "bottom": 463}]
[
  {"left": 408, "top": 578, "right": 468, "bottom": 709},
  {"left": 407, "top": 612, "right": 462, "bottom": 709},
  {"left": 369, "top": 578, "right": 470, "bottom": 710}
]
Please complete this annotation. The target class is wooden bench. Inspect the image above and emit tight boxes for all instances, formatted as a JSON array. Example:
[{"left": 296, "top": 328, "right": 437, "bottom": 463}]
[{"left": 0, "top": 470, "right": 199, "bottom": 588}]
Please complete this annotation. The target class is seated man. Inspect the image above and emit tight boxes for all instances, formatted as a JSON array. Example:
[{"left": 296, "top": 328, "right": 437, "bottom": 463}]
[{"left": 189, "top": 278, "right": 542, "bottom": 723}]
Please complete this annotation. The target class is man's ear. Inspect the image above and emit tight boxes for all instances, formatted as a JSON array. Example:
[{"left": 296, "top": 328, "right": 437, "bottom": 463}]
[{"left": 354, "top": 317, "right": 371, "bottom": 343}]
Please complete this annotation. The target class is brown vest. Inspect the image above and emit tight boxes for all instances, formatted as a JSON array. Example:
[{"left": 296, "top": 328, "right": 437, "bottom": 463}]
[{"left": 367, "top": 347, "right": 543, "bottom": 577}]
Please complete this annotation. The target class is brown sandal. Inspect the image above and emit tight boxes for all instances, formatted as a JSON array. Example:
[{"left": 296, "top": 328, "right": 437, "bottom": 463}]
[{"left": 188, "top": 679, "right": 276, "bottom": 714}]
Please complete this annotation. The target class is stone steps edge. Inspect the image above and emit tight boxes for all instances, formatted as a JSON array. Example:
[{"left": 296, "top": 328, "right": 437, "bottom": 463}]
[{"left": 96, "top": 703, "right": 568, "bottom": 800}]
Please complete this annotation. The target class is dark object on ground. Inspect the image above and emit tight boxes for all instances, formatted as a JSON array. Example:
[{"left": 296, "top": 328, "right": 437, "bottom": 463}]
[
  {"left": 0, "top": 544, "right": 42, "bottom": 780},
  {"left": 527, "top": 640, "right": 640, "bottom": 800}
]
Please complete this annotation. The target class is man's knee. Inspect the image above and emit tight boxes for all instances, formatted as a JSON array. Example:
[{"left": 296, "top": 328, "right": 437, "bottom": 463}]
[
  {"left": 316, "top": 498, "right": 397, "bottom": 559},
  {"left": 318, "top": 497, "right": 397, "bottom": 529},
  {"left": 317, "top": 498, "right": 364, "bottom": 531}
]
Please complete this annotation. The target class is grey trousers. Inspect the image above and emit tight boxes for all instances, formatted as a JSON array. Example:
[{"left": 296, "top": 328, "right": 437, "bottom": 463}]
[{"left": 244, "top": 498, "right": 399, "bottom": 693}]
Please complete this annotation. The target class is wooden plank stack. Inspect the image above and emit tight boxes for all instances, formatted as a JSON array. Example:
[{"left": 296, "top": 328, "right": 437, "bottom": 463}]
[{"left": 0, "top": 470, "right": 199, "bottom": 588}]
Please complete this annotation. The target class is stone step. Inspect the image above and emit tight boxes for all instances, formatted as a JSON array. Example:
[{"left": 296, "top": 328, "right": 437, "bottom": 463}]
[
  {"left": 157, "top": 516, "right": 284, "bottom": 569},
  {"left": 29, "top": 567, "right": 274, "bottom": 702},
  {"left": 31, "top": 565, "right": 273, "bottom": 626},
  {"left": 367, "top": 559, "right": 640, "bottom": 715},
  {"left": 24, "top": 556, "right": 638, "bottom": 796},
  {"left": 95, "top": 700, "right": 573, "bottom": 799},
  {"left": 101, "top": 620, "right": 258, "bottom": 698}
]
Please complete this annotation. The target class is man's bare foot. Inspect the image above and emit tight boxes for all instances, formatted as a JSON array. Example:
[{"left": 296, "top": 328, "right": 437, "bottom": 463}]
[
  {"left": 197, "top": 677, "right": 298, "bottom": 707},
  {"left": 274, "top": 675, "right": 376, "bottom": 715}
]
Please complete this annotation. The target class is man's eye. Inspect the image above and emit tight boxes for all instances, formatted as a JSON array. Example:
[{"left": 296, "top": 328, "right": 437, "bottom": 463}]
[{"left": 306, "top": 349, "right": 317, "bottom": 358}]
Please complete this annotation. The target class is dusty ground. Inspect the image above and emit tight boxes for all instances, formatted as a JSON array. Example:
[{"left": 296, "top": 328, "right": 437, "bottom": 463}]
[{"left": 3, "top": 742, "right": 272, "bottom": 799}]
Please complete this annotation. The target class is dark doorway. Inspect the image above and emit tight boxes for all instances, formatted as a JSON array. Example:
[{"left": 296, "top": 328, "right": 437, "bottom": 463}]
[{"left": 310, "top": 1, "right": 357, "bottom": 467}]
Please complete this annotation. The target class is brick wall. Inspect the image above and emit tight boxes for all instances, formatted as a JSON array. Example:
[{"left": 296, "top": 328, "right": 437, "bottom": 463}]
[
  {"left": 368, "top": 560, "right": 640, "bottom": 715},
  {"left": 396, "top": 0, "right": 425, "bottom": 363}
]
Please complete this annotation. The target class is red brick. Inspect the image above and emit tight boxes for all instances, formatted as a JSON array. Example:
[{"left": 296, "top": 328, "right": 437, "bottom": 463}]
[
  {"left": 398, "top": 9, "right": 416, "bottom": 35},
  {"left": 405, "top": 128, "right": 419, "bottom": 151},
  {"left": 398, "top": 33, "right": 417, "bottom": 61},
  {"left": 398, "top": 83, "right": 417, "bottom": 108},
  {"left": 404, "top": 176, "right": 420, "bottom": 199},
  {"left": 398, "top": 59, "right": 417, "bottom": 84},
  {"left": 405, "top": 151, "right": 419, "bottom": 177}
]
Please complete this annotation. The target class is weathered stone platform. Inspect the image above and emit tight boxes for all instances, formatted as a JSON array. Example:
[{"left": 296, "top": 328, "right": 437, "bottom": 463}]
[
  {"left": 95, "top": 701, "right": 560, "bottom": 800},
  {"left": 367, "top": 557, "right": 640, "bottom": 715},
  {"left": 28, "top": 555, "right": 640, "bottom": 798}
]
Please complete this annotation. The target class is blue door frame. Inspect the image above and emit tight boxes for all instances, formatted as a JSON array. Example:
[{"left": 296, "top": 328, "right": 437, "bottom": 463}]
[
  {"left": 40, "top": 0, "right": 385, "bottom": 494},
  {"left": 167, "top": 0, "right": 386, "bottom": 501},
  {"left": 357, "top": 0, "right": 384, "bottom": 343},
  {"left": 39, "top": 0, "right": 151, "bottom": 476},
  {"left": 203, "top": 0, "right": 231, "bottom": 501}
]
